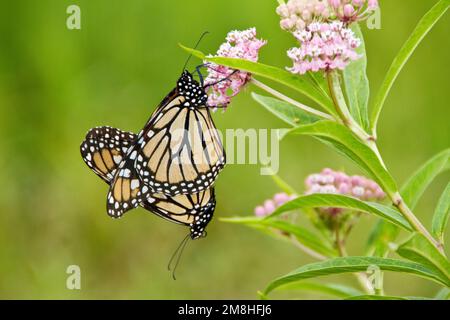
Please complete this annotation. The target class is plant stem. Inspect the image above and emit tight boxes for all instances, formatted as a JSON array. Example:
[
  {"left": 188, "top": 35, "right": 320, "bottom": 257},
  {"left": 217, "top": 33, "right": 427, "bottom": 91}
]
[
  {"left": 389, "top": 191, "right": 443, "bottom": 252},
  {"left": 250, "top": 78, "right": 334, "bottom": 120},
  {"left": 327, "top": 70, "right": 443, "bottom": 253},
  {"left": 334, "top": 227, "right": 375, "bottom": 294}
]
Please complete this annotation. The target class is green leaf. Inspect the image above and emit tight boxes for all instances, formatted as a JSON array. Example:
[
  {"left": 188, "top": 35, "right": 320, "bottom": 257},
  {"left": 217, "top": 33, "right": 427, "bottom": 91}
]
[
  {"left": 434, "top": 287, "right": 450, "bottom": 300},
  {"left": 277, "top": 281, "right": 362, "bottom": 298},
  {"left": 179, "top": 44, "right": 336, "bottom": 115},
  {"left": 432, "top": 183, "right": 450, "bottom": 244},
  {"left": 397, "top": 233, "right": 450, "bottom": 285},
  {"left": 251, "top": 93, "right": 320, "bottom": 126},
  {"left": 263, "top": 256, "right": 450, "bottom": 295},
  {"left": 286, "top": 120, "right": 398, "bottom": 193},
  {"left": 401, "top": 148, "right": 450, "bottom": 209},
  {"left": 221, "top": 217, "right": 337, "bottom": 258},
  {"left": 370, "top": 0, "right": 450, "bottom": 133},
  {"left": 266, "top": 193, "right": 411, "bottom": 230},
  {"left": 342, "top": 24, "right": 370, "bottom": 130},
  {"left": 365, "top": 220, "right": 399, "bottom": 257},
  {"left": 345, "top": 295, "right": 409, "bottom": 300}
]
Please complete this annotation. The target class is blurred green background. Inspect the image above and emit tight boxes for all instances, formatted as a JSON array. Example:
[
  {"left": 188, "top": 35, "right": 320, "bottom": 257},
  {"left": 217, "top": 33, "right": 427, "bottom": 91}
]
[{"left": 0, "top": 1, "right": 448, "bottom": 299}]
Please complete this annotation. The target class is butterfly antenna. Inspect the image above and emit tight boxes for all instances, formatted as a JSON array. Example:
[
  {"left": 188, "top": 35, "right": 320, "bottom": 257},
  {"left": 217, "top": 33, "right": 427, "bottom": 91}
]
[
  {"left": 167, "top": 233, "right": 190, "bottom": 280},
  {"left": 182, "top": 31, "right": 209, "bottom": 74}
]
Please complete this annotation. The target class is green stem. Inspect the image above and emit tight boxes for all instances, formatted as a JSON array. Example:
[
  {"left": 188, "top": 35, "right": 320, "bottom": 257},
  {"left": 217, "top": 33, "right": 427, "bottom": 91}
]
[
  {"left": 334, "top": 227, "right": 375, "bottom": 295},
  {"left": 250, "top": 78, "right": 334, "bottom": 120},
  {"left": 327, "top": 70, "right": 443, "bottom": 253},
  {"left": 389, "top": 191, "right": 443, "bottom": 252}
]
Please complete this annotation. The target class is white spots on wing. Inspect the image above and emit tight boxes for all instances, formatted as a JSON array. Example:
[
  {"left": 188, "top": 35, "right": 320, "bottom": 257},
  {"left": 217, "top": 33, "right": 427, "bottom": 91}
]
[
  {"left": 113, "top": 155, "right": 122, "bottom": 164},
  {"left": 130, "top": 179, "right": 140, "bottom": 190},
  {"left": 120, "top": 168, "right": 131, "bottom": 178},
  {"left": 129, "top": 150, "right": 137, "bottom": 160}
]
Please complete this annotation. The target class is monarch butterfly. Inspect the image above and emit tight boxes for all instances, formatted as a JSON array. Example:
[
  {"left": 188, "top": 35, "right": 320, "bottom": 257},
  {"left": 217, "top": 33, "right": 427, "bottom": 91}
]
[
  {"left": 103, "top": 70, "right": 225, "bottom": 219},
  {"left": 80, "top": 126, "right": 215, "bottom": 239}
]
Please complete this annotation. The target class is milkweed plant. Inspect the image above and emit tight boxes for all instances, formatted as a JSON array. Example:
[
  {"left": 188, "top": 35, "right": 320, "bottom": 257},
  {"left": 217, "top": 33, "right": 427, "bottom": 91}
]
[{"left": 183, "top": 0, "right": 450, "bottom": 300}]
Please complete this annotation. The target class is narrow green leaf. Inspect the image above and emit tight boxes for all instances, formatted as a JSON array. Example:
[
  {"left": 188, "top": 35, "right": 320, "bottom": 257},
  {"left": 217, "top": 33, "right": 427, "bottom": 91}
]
[
  {"left": 370, "top": 0, "right": 450, "bottom": 132},
  {"left": 251, "top": 93, "right": 320, "bottom": 126},
  {"left": 307, "top": 72, "right": 329, "bottom": 97},
  {"left": 263, "top": 256, "right": 449, "bottom": 295},
  {"left": 365, "top": 220, "right": 399, "bottom": 257},
  {"left": 342, "top": 24, "right": 370, "bottom": 130},
  {"left": 287, "top": 120, "right": 398, "bottom": 193},
  {"left": 431, "top": 183, "right": 450, "bottom": 244},
  {"left": 434, "top": 287, "right": 450, "bottom": 300},
  {"left": 401, "top": 148, "right": 450, "bottom": 209},
  {"left": 278, "top": 281, "right": 362, "bottom": 298},
  {"left": 345, "top": 295, "right": 409, "bottom": 300},
  {"left": 397, "top": 233, "right": 450, "bottom": 284},
  {"left": 221, "top": 217, "right": 337, "bottom": 257},
  {"left": 266, "top": 193, "right": 411, "bottom": 230},
  {"left": 179, "top": 44, "right": 336, "bottom": 115}
]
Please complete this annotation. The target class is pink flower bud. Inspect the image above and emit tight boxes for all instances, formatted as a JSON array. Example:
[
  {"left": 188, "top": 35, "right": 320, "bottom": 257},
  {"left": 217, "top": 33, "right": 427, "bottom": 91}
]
[
  {"left": 338, "top": 182, "right": 350, "bottom": 194},
  {"left": 352, "top": 186, "right": 365, "bottom": 197},
  {"left": 352, "top": 0, "right": 364, "bottom": 7},
  {"left": 254, "top": 206, "right": 266, "bottom": 217},
  {"left": 328, "top": 0, "right": 341, "bottom": 9},
  {"left": 276, "top": 4, "right": 290, "bottom": 18},
  {"left": 343, "top": 4, "right": 355, "bottom": 17},
  {"left": 280, "top": 18, "right": 295, "bottom": 30},
  {"left": 368, "top": 0, "right": 378, "bottom": 10},
  {"left": 274, "top": 192, "right": 290, "bottom": 205},
  {"left": 301, "top": 9, "right": 312, "bottom": 21},
  {"left": 264, "top": 200, "right": 276, "bottom": 214}
]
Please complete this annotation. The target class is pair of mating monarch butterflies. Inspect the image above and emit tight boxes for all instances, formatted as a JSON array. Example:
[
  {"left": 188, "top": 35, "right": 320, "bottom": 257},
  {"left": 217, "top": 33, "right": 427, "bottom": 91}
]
[{"left": 80, "top": 70, "right": 226, "bottom": 240}]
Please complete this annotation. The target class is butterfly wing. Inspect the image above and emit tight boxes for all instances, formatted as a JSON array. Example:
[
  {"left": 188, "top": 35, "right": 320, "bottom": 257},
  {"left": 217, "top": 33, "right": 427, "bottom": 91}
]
[
  {"left": 80, "top": 126, "right": 151, "bottom": 218},
  {"left": 134, "top": 71, "right": 226, "bottom": 197},
  {"left": 142, "top": 188, "right": 215, "bottom": 239},
  {"left": 80, "top": 126, "right": 134, "bottom": 183},
  {"left": 106, "top": 146, "right": 153, "bottom": 218},
  {"left": 81, "top": 125, "right": 216, "bottom": 235}
]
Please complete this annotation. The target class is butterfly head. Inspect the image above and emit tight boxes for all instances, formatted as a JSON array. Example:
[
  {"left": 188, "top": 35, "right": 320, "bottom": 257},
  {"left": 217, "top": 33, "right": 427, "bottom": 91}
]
[
  {"left": 189, "top": 200, "right": 215, "bottom": 240},
  {"left": 177, "top": 71, "right": 208, "bottom": 108}
]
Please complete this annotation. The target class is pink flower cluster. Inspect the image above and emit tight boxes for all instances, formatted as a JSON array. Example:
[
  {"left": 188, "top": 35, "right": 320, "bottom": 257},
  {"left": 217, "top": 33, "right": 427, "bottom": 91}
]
[
  {"left": 305, "top": 168, "right": 385, "bottom": 215},
  {"left": 287, "top": 21, "right": 361, "bottom": 74},
  {"left": 204, "top": 28, "right": 267, "bottom": 107},
  {"left": 276, "top": 0, "right": 379, "bottom": 31},
  {"left": 276, "top": 0, "right": 331, "bottom": 32},
  {"left": 254, "top": 192, "right": 296, "bottom": 217}
]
